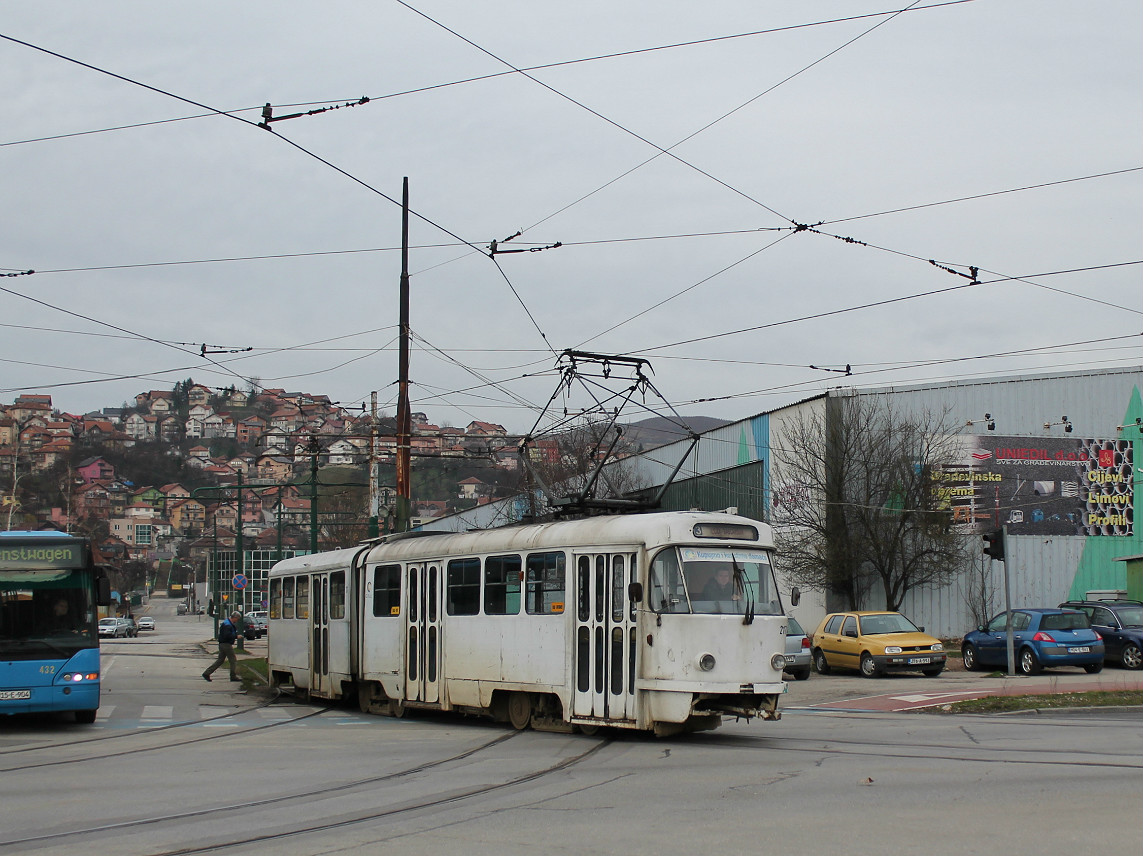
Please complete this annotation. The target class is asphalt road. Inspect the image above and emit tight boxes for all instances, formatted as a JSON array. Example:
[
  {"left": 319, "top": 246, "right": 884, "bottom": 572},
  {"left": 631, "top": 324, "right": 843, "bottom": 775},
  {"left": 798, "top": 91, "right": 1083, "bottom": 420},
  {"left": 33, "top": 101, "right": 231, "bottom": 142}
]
[{"left": 2, "top": 597, "right": 1138, "bottom": 856}]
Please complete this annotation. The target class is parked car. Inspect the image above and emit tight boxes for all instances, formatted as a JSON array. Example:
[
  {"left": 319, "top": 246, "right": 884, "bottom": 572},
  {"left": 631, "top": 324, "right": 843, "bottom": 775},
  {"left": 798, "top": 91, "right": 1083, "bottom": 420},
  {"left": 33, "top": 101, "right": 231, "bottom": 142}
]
[
  {"left": 1058, "top": 600, "right": 1142, "bottom": 670},
  {"left": 962, "top": 608, "right": 1105, "bottom": 675},
  {"left": 120, "top": 617, "right": 139, "bottom": 637},
  {"left": 244, "top": 611, "right": 268, "bottom": 639},
  {"left": 783, "top": 615, "right": 812, "bottom": 680},
  {"left": 98, "top": 617, "right": 126, "bottom": 638},
  {"left": 137, "top": 616, "right": 156, "bottom": 631},
  {"left": 811, "top": 611, "right": 946, "bottom": 677}
]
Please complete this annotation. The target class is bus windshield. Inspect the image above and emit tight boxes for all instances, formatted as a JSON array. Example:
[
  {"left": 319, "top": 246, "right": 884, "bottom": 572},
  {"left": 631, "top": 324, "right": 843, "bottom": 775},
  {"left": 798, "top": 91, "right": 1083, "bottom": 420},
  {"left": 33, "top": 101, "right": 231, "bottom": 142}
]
[
  {"left": 649, "top": 546, "right": 782, "bottom": 616},
  {"left": 0, "top": 571, "right": 97, "bottom": 658}
]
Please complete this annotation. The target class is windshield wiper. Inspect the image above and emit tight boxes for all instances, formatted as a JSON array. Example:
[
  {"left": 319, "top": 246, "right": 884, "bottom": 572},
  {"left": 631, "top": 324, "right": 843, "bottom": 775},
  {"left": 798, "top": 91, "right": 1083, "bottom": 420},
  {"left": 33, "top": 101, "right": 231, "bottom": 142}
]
[{"left": 731, "top": 556, "right": 754, "bottom": 625}]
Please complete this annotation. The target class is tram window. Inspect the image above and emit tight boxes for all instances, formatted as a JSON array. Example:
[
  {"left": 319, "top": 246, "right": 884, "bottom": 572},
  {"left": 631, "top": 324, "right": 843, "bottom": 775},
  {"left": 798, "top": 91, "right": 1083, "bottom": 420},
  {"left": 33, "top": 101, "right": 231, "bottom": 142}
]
[
  {"left": 484, "top": 555, "right": 521, "bottom": 615},
  {"left": 682, "top": 548, "right": 772, "bottom": 616},
  {"left": 577, "top": 556, "right": 591, "bottom": 622},
  {"left": 446, "top": 558, "right": 480, "bottom": 616},
  {"left": 283, "top": 577, "right": 295, "bottom": 619},
  {"left": 594, "top": 556, "right": 606, "bottom": 622},
  {"left": 330, "top": 571, "right": 346, "bottom": 620},
  {"left": 628, "top": 557, "right": 638, "bottom": 622},
  {"left": 525, "top": 551, "right": 565, "bottom": 615},
  {"left": 269, "top": 578, "right": 281, "bottom": 620},
  {"left": 296, "top": 577, "right": 310, "bottom": 620},
  {"left": 372, "top": 565, "right": 401, "bottom": 616},
  {"left": 649, "top": 549, "right": 688, "bottom": 614},
  {"left": 611, "top": 555, "right": 625, "bottom": 621}
]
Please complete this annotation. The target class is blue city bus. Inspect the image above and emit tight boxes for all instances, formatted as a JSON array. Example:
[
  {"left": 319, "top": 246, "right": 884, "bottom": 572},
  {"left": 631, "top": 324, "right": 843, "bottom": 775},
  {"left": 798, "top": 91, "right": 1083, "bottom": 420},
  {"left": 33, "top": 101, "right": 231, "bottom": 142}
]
[{"left": 0, "top": 531, "right": 111, "bottom": 723}]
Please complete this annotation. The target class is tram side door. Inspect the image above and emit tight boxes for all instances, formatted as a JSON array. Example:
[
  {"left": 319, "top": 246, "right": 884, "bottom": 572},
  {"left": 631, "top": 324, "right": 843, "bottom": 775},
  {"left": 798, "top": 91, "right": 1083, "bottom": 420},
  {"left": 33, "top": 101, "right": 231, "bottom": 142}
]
[
  {"left": 572, "top": 551, "right": 638, "bottom": 723},
  {"left": 405, "top": 562, "right": 442, "bottom": 705},
  {"left": 310, "top": 574, "right": 330, "bottom": 696}
]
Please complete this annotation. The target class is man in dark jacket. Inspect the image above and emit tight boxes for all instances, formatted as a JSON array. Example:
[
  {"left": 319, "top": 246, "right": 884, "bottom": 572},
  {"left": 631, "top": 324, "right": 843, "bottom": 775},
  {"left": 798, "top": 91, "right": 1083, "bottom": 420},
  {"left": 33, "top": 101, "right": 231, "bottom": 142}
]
[{"left": 203, "top": 611, "right": 242, "bottom": 682}]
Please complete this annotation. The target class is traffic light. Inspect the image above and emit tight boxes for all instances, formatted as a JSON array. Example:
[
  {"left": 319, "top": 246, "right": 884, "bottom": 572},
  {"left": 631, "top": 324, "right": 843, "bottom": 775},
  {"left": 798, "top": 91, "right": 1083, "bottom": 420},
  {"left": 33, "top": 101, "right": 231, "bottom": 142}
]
[{"left": 982, "top": 528, "right": 1005, "bottom": 561}]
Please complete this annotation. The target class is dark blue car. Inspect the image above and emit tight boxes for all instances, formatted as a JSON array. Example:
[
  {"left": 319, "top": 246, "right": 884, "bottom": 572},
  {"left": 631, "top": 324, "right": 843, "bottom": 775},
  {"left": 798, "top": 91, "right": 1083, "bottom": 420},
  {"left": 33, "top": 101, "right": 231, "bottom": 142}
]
[
  {"left": 1059, "top": 600, "right": 1143, "bottom": 670},
  {"left": 962, "top": 608, "right": 1104, "bottom": 675}
]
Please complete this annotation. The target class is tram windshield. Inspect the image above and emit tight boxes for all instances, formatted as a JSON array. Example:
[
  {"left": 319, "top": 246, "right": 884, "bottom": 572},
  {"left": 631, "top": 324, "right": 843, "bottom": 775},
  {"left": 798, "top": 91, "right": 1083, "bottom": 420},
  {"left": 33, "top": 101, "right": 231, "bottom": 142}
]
[
  {"left": 0, "top": 571, "right": 97, "bottom": 659},
  {"left": 649, "top": 546, "right": 782, "bottom": 615}
]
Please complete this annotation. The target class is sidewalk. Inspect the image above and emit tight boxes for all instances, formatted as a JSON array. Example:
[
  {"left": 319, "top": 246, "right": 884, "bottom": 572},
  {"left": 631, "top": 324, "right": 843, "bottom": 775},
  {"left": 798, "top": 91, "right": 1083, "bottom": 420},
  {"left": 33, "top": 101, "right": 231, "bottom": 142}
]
[{"left": 785, "top": 664, "right": 1143, "bottom": 712}]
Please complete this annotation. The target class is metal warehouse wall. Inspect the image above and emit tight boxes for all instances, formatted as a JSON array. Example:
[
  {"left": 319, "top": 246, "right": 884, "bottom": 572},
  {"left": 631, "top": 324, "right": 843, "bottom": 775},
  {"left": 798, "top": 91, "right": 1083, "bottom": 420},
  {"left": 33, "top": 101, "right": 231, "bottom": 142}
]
[{"left": 859, "top": 366, "right": 1142, "bottom": 438}]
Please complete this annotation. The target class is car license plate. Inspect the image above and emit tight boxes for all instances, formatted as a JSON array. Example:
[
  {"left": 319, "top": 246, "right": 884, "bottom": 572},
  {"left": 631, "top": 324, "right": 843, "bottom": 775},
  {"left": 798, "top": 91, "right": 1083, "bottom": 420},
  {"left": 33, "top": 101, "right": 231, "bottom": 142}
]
[
  {"left": 1067, "top": 646, "right": 1090, "bottom": 654},
  {"left": 784, "top": 655, "right": 797, "bottom": 664},
  {"left": 907, "top": 657, "right": 931, "bottom": 665},
  {"left": 0, "top": 690, "right": 31, "bottom": 700}
]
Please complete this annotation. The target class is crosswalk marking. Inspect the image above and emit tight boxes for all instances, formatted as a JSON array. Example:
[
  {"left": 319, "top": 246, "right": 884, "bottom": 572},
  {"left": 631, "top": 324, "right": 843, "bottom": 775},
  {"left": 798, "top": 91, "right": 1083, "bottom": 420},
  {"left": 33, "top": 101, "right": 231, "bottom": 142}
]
[{"left": 141, "top": 705, "right": 173, "bottom": 719}]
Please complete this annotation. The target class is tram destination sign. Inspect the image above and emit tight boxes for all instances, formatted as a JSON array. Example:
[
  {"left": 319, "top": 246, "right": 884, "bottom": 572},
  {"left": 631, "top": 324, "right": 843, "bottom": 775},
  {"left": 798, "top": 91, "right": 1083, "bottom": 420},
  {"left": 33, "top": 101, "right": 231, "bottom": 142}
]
[
  {"left": 0, "top": 541, "right": 85, "bottom": 570},
  {"left": 934, "top": 435, "right": 1133, "bottom": 537}
]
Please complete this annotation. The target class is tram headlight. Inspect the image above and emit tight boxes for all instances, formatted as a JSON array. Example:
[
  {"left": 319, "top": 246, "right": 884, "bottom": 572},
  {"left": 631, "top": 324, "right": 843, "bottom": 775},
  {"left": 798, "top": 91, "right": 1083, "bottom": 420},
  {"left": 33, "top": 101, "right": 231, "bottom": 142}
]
[
  {"left": 697, "top": 653, "right": 716, "bottom": 671},
  {"left": 770, "top": 654, "right": 787, "bottom": 671}
]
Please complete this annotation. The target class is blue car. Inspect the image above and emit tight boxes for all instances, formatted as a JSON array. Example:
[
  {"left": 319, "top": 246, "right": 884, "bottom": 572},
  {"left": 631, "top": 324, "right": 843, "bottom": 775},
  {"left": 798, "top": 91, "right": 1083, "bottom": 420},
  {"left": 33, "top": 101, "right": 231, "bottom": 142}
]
[{"left": 962, "top": 608, "right": 1105, "bottom": 675}]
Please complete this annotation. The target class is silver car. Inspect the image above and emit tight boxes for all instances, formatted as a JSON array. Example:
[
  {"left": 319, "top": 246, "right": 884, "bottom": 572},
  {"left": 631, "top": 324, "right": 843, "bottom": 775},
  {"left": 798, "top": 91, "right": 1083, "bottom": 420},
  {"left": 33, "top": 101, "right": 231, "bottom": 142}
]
[{"left": 784, "top": 615, "right": 812, "bottom": 680}]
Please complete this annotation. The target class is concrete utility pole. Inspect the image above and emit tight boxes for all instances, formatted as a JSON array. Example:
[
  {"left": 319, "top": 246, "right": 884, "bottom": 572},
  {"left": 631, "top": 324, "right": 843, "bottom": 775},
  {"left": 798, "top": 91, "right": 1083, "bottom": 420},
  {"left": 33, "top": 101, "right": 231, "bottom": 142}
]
[{"left": 395, "top": 177, "right": 412, "bottom": 533}]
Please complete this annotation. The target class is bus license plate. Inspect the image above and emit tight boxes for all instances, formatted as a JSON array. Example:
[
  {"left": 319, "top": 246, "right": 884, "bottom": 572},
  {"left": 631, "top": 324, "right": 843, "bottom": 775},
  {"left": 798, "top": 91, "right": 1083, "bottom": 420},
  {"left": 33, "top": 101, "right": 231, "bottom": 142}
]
[
  {"left": 907, "top": 657, "right": 931, "bottom": 665},
  {"left": 1067, "top": 646, "right": 1090, "bottom": 654},
  {"left": 0, "top": 690, "right": 31, "bottom": 700}
]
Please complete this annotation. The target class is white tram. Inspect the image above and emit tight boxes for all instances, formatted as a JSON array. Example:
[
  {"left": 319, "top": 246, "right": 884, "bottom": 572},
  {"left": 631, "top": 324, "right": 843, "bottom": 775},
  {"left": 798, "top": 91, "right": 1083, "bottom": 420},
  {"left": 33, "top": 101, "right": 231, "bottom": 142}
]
[{"left": 267, "top": 510, "right": 794, "bottom": 735}]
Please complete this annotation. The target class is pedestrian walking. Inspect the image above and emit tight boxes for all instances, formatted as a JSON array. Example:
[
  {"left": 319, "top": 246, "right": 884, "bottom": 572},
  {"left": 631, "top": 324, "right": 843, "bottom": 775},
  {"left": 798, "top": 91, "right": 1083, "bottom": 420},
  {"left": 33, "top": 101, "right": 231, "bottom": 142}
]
[{"left": 203, "top": 611, "right": 242, "bottom": 682}]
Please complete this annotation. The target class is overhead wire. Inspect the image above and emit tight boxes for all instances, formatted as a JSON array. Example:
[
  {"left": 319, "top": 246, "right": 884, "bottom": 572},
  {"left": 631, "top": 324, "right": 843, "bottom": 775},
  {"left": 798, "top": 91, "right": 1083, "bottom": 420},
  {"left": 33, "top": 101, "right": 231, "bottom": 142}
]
[
  {"left": 630, "top": 260, "right": 1143, "bottom": 356},
  {"left": 1, "top": 1, "right": 976, "bottom": 149},
  {"left": 0, "top": 29, "right": 560, "bottom": 388}
]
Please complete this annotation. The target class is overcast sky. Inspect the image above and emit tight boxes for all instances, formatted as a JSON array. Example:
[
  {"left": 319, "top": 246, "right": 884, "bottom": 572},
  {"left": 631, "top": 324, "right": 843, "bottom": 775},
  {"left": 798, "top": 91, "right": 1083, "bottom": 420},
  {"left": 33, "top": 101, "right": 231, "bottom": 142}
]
[{"left": 2, "top": 1, "right": 1140, "bottom": 434}]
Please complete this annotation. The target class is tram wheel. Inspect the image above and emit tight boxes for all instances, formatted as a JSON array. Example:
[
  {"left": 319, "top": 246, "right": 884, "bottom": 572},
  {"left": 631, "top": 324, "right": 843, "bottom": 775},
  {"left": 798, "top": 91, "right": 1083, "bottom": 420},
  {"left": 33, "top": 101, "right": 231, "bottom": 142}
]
[
  {"left": 507, "top": 692, "right": 533, "bottom": 730},
  {"left": 388, "top": 698, "right": 406, "bottom": 718},
  {"left": 576, "top": 723, "right": 603, "bottom": 736},
  {"left": 75, "top": 709, "right": 97, "bottom": 724}
]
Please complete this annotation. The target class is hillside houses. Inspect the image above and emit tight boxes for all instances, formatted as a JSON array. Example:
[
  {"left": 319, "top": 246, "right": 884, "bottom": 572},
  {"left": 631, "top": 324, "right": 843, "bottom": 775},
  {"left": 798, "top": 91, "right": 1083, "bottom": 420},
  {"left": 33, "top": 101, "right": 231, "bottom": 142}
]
[{"left": 0, "top": 387, "right": 525, "bottom": 569}]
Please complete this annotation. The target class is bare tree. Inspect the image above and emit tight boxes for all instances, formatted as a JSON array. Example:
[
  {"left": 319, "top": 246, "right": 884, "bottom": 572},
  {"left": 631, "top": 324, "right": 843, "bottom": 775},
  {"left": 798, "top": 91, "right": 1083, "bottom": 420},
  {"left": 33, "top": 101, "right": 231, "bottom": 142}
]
[
  {"left": 772, "top": 394, "right": 972, "bottom": 611},
  {"left": 963, "top": 552, "right": 1001, "bottom": 629},
  {"left": 516, "top": 421, "right": 650, "bottom": 517}
]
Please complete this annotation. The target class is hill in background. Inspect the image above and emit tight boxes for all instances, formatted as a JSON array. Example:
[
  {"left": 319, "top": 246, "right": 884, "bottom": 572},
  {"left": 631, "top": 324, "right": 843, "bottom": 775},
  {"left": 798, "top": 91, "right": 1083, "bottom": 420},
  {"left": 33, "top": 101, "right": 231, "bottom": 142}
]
[{"left": 622, "top": 416, "right": 730, "bottom": 451}]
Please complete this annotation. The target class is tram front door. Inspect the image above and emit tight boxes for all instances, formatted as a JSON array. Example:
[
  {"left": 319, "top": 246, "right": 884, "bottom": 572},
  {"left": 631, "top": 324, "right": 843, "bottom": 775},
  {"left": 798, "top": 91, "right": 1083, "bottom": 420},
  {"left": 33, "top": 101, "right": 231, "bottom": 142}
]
[
  {"left": 405, "top": 562, "right": 442, "bottom": 705},
  {"left": 571, "top": 551, "right": 638, "bottom": 724}
]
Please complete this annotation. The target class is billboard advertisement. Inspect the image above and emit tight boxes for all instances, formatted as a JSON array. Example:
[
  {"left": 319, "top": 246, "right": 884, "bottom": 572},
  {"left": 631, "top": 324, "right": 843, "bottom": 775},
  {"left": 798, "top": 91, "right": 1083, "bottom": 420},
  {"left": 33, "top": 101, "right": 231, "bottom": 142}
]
[{"left": 934, "top": 436, "right": 1133, "bottom": 537}]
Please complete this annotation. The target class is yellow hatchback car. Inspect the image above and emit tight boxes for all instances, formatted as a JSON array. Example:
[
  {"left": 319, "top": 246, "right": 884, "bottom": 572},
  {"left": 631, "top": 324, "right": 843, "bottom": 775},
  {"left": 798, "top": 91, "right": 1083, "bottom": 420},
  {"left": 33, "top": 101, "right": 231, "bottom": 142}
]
[{"left": 811, "top": 611, "right": 946, "bottom": 677}]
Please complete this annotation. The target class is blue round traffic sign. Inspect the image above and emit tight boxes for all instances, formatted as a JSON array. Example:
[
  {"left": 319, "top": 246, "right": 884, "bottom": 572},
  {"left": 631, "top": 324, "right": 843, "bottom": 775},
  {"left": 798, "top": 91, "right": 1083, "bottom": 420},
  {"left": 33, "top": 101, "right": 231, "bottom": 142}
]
[{"left": 232, "top": 574, "right": 248, "bottom": 590}]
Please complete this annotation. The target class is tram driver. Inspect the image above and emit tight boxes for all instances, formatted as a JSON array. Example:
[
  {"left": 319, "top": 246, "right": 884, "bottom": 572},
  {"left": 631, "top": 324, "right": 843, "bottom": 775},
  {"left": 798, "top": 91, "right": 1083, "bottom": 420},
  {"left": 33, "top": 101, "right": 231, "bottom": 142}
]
[{"left": 699, "top": 566, "right": 740, "bottom": 602}]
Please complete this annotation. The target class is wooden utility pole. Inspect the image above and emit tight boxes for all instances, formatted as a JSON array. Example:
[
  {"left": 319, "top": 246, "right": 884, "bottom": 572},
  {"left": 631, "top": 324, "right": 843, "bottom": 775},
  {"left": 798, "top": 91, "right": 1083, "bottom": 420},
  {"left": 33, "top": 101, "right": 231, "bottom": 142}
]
[
  {"left": 368, "top": 390, "right": 380, "bottom": 538},
  {"left": 395, "top": 177, "right": 412, "bottom": 533}
]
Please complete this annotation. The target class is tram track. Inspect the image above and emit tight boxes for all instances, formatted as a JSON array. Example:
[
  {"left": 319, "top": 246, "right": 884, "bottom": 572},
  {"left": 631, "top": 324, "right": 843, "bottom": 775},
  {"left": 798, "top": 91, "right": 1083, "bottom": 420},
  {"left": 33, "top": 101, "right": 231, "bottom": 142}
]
[
  {"left": 4, "top": 730, "right": 612, "bottom": 855},
  {"left": 0, "top": 697, "right": 328, "bottom": 772},
  {"left": 699, "top": 723, "right": 1143, "bottom": 770}
]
